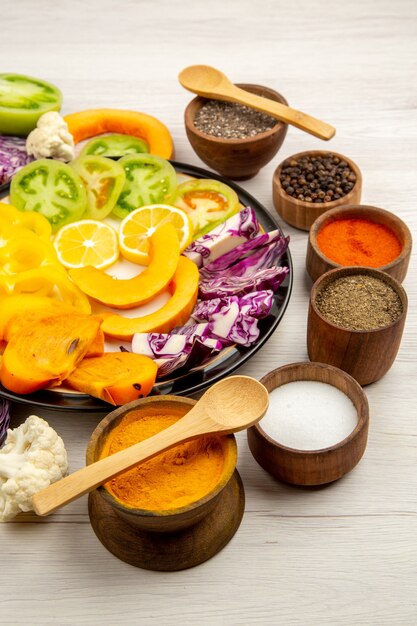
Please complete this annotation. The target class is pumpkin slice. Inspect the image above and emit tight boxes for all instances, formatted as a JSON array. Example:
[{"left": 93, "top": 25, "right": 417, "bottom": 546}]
[
  {"left": 64, "top": 109, "right": 174, "bottom": 159},
  {"left": 65, "top": 352, "right": 158, "bottom": 405},
  {"left": 101, "top": 256, "right": 199, "bottom": 340},
  {"left": 0, "top": 295, "right": 77, "bottom": 342},
  {"left": 69, "top": 223, "right": 180, "bottom": 309},
  {"left": 0, "top": 314, "right": 102, "bottom": 395}
]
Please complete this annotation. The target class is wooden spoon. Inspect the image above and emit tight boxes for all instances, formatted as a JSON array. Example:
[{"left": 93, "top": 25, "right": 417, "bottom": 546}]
[
  {"left": 179, "top": 65, "right": 336, "bottom": 141},
  {"left": 32, "top": 375, "right": 269, "bottom": 516}
]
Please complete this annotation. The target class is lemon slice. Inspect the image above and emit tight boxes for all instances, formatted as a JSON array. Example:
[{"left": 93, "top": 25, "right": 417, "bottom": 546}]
[
  {"left": 54, "top": 220, "right": 119, "bottom": 269},
  {"left": 118, "top": 204, "right": 193, "bottom": 264}
]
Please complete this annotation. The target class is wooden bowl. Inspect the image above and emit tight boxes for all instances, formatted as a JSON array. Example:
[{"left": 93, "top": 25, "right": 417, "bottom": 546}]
[
  {"left": 86, "top": 395, "right": 237, "bottom": 533},
  {"left": 272, "top": 150, "right": 362, "bottom": 230},
  {"left": 184, "top": 84, "right": 288, "bottom": 180},
  {"left": 307, "top": 267, "right": 408, "bottom": 385},
  {"left": 247, "top": 362, "right": 369, "bottom": 486},
  {"left": 306, "top": 205, "right": 412, "bottom": 283}
]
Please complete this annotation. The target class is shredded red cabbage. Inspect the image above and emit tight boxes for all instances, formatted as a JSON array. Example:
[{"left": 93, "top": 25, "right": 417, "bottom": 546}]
[
  {"left": 183, "top": 207, "right": 260, "bottom": 268},
  {"left": 0, "top": 136, "right": 33, "bottom": 185},
  {"left": 0, "top": 399, "right": 11, "bottom": 446}
]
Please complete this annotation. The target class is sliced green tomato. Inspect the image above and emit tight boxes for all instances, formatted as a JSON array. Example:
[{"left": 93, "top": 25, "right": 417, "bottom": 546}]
[
  {"left": 10, "top": 160, "right": 87, "bottom": 233},
  {"left": 70, "top": 155, "right": 126, "bottom": 220},
  {"left": 170, "top": 179, "right": 240, "bottom": 237},
  {"left": 0, "top": 74, "right": 62, "bottom": 136},
  {"left": 80, "top": 134, "right": 149, "bottom": 158},
  {"left": 112, "top": 154, "right": 177, "bottom": 219}
]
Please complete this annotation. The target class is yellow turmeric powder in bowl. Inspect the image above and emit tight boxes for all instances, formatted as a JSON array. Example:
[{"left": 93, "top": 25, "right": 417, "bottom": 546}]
[{"left": 99, "top": 408, "right": 229, "bottom": 513}]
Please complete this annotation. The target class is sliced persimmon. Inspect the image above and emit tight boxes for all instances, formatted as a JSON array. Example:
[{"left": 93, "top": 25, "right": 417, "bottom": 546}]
[
  {"left": 65, "top": 352, "right": 158, "bottom": 405},
  {"left": 0, "top": 314, "right": 102, "bottom": 394}
]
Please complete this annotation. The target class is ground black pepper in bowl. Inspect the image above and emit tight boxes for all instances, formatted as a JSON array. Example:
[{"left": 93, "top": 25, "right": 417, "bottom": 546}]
[
  {"left": 280, "top": 153, "right": 357, "bottom": 203},
  {"left": 193, "top": 100, "right": 277, "bottom": 139},
  {"left": 315, "top": 274, "right": 403, "bottom": 331}
]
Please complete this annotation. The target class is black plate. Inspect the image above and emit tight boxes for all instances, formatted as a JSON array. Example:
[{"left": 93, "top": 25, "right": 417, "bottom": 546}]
[{"left": 0, "top": 160, "right": 293, "bottom": 411}]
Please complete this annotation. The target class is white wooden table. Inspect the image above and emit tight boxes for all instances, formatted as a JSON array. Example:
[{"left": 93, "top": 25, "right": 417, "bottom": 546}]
[{"left": 1, "top": 1, "right": 416, "bottom": 624}]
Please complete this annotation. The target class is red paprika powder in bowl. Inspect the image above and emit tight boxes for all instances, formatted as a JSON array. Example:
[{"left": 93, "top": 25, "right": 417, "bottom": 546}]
[{"left": 306, "top": 205, "right": 412, "bottom": 283}]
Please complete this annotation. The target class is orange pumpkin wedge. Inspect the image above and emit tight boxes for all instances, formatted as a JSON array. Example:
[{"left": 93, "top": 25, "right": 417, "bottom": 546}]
[
  {"left": 0, "top": 314, "right": 102, "bottom": 395},
  {"left": 101, "top": 256, "right": 199, "bottom": 340},
  {"left": 0, "top": 295, "right": 77, "bottom": 342},
  {"left": 69, "top": 223, "right": 180, "bottom": 309},
  {"left": 65, "top": 352, "right": 158, "bottom": 405},
  {"left": 64, "top": 109, "right": 174, "bottom": 159}
]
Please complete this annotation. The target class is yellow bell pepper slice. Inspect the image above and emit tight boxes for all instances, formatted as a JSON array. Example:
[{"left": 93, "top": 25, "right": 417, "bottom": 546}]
[
  {"left": 0, "top": 202, "right": 52, "bottom": 241},
  {"left": 0, "top": 267, "right": 91, "bottom": 313},
  {"left": 0, "top": 236, "right": 59, "bottom": 275}
]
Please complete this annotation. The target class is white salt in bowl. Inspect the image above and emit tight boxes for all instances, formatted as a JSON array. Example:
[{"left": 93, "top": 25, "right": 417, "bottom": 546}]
[{"left": 247, "top": 362, "right": 369, "bottom": 486}]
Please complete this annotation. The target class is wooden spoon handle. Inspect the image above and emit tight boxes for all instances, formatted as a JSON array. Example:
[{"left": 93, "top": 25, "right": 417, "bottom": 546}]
[
  {"left": 32, "top": 411, "right": 215, "bottom": 517},
  {"left": 225, "top": 86, "right": 335, "bottom": 141}
]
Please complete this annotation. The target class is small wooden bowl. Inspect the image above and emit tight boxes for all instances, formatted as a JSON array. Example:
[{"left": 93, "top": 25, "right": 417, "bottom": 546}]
[
  {"left": 306, "top": 205, "right": 412, "bottom": 283},
  {"left": 307, "top": 267, "right": 408, "bottom": 385},
  {"left": 272, "top": 151, "right": 362, "bottom": 230},
  {"left": 247, "top": 362, "right": 369, "bottom": 486},
  {"left": 184, "top": 84, "right": 288, "bottom": 180},
  {"left": 86, "top": 395, "right": 237, "bottom": 533}
]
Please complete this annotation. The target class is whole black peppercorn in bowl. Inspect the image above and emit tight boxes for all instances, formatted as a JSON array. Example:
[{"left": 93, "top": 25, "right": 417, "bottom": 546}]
[
  {"left": 273, "top": 151, "right": 362, "bottom": 230},
  {"left": 184, "top": 84, "right": 288, "bottom": 180}
]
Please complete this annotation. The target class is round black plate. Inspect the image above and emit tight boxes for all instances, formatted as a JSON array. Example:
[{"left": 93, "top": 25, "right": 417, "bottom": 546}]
[{"left": 0, "top": 160, "right": 293, "bottom": 411}]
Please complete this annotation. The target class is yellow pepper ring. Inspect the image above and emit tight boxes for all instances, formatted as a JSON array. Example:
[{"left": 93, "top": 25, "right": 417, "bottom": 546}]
[{"left": 65, "top": 109, "right": 174, "bottom": 160}]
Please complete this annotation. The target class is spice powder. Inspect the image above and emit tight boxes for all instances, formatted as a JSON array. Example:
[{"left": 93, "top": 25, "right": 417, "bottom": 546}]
[
  {"left": 100, "top": 411, "right": 226, "bottom": 511},
  {"left": 315, "top": 274, "right": 402, "bottom": 331}
]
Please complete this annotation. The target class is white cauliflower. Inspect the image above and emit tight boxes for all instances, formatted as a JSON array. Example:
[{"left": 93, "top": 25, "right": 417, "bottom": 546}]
[
  {"left": 26, "top": 111, "right": 75, "bottom": 162},
  {"left": 0, "top": 415, "right": 68, "bottom": 522}
]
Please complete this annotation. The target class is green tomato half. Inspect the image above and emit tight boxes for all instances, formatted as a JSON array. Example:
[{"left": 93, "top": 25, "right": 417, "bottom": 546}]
[
  {"left": 0, "top": 74, "right": 62, "bottom": 137},
  {"left": 80, "top": 134, "right": 149, "bottom": 158},
  {"left": 10, "top": 160, "right": 88, "bottom": 233},
  {"left": 70, "top": 155, "right": 126, "bottom": 220},
  {"left": 112, "top": 154, "right": 177, "bottom": 219},
  {"left": 170, "top": 179, "right": 240, "bottom": 237}
]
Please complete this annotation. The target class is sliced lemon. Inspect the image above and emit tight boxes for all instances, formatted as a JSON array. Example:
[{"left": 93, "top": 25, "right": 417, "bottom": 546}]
[
  {"left": 118, "top": 204, "right": 193, "bottom": 265},
  {"left": 54, "top": 220, "right": 119, "bottom": 269}
]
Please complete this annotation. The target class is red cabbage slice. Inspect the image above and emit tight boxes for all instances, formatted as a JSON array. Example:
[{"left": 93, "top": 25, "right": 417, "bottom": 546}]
[
  {"left": 199, "top": 266, "right": 289, "bottom": 300},
  {"left": 132, "top": 323, "right": 222, "bottom": 377},
  {"left": 183, "top": 206, "right": 260, "bottom": 268},
  {"left": 192, "top": 291, "right": 274, "bottom": 322},
  {"left": 201, "top": 229, "right": 288, "bottom": 274},
  {"left": 0, "top": 136, "right": 34, "bottom": 185},
  {"left": 0, "top": 399, "right": 11, "bottom": 446}
]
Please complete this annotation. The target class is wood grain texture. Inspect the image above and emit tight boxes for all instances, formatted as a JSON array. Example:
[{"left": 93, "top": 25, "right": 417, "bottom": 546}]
[
  {"left": 248, "top": 362, "right": 369, "bottom": 485},
  {"left": 272, "top": 150, "right": 363, "bottom": 230},
  {"left": 1, "top": 0, "right": 416, "bottom": 624},
  {"left": 88, "top": 470, "right": 245, "bottom": 571},
  {"left": 307, "top": 267, "right": 408, "bottom": 385},
  {"left": 185, "top": 84, "right": 288, "bottom": 179},
  {"left": 306, "top": 204, "right": 413, "bottom": 282}
]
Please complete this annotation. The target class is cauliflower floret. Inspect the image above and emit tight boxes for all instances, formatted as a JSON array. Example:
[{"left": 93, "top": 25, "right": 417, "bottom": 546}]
[
  {"left": 0, "top": 415, "right": 68, "bottom": 522},
  {"left": 26, "top": 112, "right": 75, "bottom": 162}
]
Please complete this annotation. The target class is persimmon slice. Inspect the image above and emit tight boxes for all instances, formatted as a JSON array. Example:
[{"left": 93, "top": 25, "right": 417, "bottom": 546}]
[
  {"left": 66, "top": 352, "right": 158, "bottom": 405},
  {"left": 0, "top": 313, "right": 102, "bottom": 394}
]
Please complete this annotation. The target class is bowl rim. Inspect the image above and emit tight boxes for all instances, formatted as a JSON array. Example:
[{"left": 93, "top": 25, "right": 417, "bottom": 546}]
[
  {"left": 253, "top": 361, "right": 369, "bottom": 455},
  {"left": 308, "top": 203, "right": 413, "bottom": 273},
  {"left": 184, "top": 83, "right": 288, "bottom": 145},
  {"left": 273, "top": 150, "right": 362, "bottom": 209},
  {"left": 87, "top": 395, "right": 238, "bottom": 518},
  {"left": 310, "top": 266, "right": 408, "bottom": 335}
]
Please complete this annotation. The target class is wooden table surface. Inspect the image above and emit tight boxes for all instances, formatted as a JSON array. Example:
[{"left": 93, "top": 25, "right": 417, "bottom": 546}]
[{"left": 1, "top": 1, "right": 416, "bottom": 624}]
